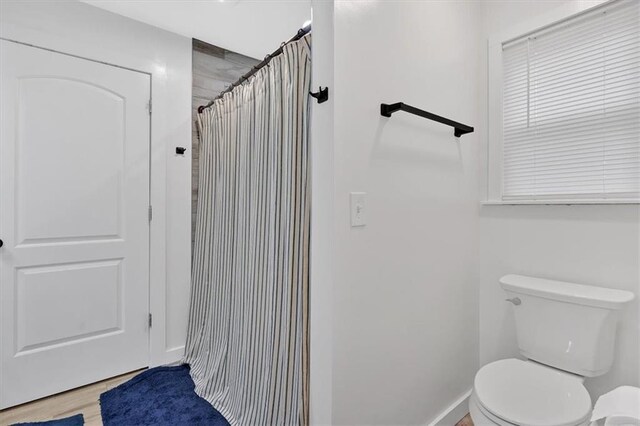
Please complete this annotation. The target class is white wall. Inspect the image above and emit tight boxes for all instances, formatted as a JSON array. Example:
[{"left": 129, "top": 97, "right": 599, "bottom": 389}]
[
  {"left": 330, "top": 2, "right": 482, "bottom": 424},
  {"left": 0, "top": 0, "right": 193, "bottom": 366},
  {"left": 478, "top": 0, "right": 640, "bottom": 402},
  {"left": 309, "top": 1, "right": 334, "bottom": 425},
  {"left": 81, "top": 0, "right": 311, "bottom": 60}
]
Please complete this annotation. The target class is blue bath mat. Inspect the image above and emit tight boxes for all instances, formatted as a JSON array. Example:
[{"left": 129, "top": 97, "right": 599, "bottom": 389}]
[
  {"left": 100, "top": 365, "right": 229, "bottom": 426},
  {"left": 12, "top": 414, "right": 84, "bottom": 426}
]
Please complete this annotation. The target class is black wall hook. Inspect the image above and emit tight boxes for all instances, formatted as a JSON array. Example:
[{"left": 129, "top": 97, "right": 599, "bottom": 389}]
[{"left": 310, "top": 87, "right": 329, "bottom": 104}]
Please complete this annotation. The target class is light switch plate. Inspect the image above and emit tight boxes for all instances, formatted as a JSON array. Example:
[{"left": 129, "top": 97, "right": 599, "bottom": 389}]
[{"left": 350, "top": 192, "right": 366, "bottom": 227}]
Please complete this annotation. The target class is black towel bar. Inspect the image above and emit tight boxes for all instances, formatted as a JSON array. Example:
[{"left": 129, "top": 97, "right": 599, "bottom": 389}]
[{"left": 381, "top": 102, "right": 474, "bottom": 138}]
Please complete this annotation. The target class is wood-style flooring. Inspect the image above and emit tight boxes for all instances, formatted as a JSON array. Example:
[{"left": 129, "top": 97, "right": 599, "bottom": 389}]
[
  {"left": 0, "top": 369, "right": 144, "bottom": 426},
  {"left": 455, "top": 413, "right": 474, "bottom": 426}
]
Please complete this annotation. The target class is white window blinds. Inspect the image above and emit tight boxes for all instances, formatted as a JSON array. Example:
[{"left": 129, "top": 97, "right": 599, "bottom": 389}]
[{"left": 501, "top": 0, "right": 639, "bottom": 201}]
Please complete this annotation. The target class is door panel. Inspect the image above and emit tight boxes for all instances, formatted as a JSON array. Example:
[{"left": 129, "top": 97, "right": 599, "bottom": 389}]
[
  {"left": 17, "top": 77, "right": 124, "bottom": 244},
  {"left": 16, "top": 259, "right": 122, "bottom": 353},
  {"left": 0, "top": 40, "right": 151, "bottom": 408}
]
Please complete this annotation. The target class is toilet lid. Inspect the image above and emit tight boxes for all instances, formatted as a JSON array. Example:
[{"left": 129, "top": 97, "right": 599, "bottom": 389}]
[{"left": 475, "top": 359, "right": 592, "bottom": 426}]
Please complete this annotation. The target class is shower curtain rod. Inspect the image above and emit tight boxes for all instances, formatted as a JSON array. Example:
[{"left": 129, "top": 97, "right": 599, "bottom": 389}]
[{"left": 197, "top": 23, "right": 311, "bottom": 113}]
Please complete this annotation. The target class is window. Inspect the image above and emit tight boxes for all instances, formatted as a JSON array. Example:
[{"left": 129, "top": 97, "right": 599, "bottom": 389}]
[{"left": 496, "top": 0, "right": 639, "bottom": 202}]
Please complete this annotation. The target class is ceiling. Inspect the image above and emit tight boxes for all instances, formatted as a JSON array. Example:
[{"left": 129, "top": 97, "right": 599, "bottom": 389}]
[{"left": 81, "top": 0, "right": 311, "bottom": 59}]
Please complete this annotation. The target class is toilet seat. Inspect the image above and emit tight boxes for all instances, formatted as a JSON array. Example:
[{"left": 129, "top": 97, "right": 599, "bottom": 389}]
[{"left": 474, "top": 358, "right": 592, "bottom": 426}]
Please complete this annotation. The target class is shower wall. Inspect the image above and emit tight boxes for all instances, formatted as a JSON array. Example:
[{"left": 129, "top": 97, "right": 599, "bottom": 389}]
[{"left": 191, "top": 40, "right": 258, "bottom": 243}]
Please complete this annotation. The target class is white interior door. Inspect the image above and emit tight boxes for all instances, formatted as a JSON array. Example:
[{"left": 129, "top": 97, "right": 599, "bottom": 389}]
[{"left": 0, "top": 40, "right": 151, "bottom": 409}]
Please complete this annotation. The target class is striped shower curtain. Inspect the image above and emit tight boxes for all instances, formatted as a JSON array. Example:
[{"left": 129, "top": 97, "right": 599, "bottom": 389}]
[{"left": 184, "top": 34, "right": 311, "bottom": 426}]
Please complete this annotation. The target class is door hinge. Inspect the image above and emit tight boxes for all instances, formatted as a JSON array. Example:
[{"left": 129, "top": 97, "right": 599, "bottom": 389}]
[
  {"left": 148, "top": 205, "right": 153, "bottom": 222},
  {"left": 148, "top": 313, "right": 153, "bottom": 328},
  {"left": 147, "top": 99, "right": 152, "bottom": 114}
]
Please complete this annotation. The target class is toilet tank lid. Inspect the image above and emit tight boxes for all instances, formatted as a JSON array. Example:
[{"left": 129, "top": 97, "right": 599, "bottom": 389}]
[{"left": 500, "top": 274, "right": 635, "bottom": 309}]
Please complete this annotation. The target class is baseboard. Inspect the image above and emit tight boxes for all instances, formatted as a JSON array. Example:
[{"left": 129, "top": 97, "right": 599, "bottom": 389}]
[
  {"left": 164, "top": 346, "right": 185, "bottom": 364},
  {"left": 150, "top": 346, "right": 185, "bottom": 368},
  {"left": 426, "top": 388, "right": 472, "bottom": 426},
  {"left": 162, "top": 359, "right": 184, "bottom": 367}
]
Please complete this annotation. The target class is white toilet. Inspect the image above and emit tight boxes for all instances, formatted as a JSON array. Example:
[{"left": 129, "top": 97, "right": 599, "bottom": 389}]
[{"left": 470, "top": 274, "right": 635, "bottom": 426}]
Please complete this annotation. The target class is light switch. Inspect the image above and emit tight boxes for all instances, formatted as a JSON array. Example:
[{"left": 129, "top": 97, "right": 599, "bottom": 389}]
[{"left": 350, "top": 192, "right": 366, "bottom": 227}]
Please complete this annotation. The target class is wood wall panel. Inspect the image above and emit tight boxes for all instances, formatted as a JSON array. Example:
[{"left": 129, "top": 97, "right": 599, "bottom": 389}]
[{"left": 191, "top": 39, "right": 258, "bottom": 244}]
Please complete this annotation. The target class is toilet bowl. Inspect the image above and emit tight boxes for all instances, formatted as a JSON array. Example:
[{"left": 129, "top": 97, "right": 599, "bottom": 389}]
[
  {"left": 470, "top": 359, "right": 592, "bottom": 426},
  {"left": 470, "top": 275, "right": 635, "bottom": 426}
]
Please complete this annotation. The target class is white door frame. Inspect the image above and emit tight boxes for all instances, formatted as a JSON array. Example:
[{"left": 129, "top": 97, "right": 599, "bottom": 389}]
[
  {"left": 0, "top": 39, "right": 153, "bottom": 407},
  {"left": 0, "top": 36, "right": 171, "bottom": 369},
  {"left": 0, "top": 1, "right": 192, "bottom": 375}
]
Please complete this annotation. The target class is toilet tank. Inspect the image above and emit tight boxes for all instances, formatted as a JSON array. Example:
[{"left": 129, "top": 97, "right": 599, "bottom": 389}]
[{"left": 500, "top": 274, "right": 634, "bottom": 377}]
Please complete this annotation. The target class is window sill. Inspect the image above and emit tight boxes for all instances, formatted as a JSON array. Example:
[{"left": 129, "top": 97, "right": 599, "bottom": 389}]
[{"left": 481, "top": 199, "right": 640, "bottom": 206}]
